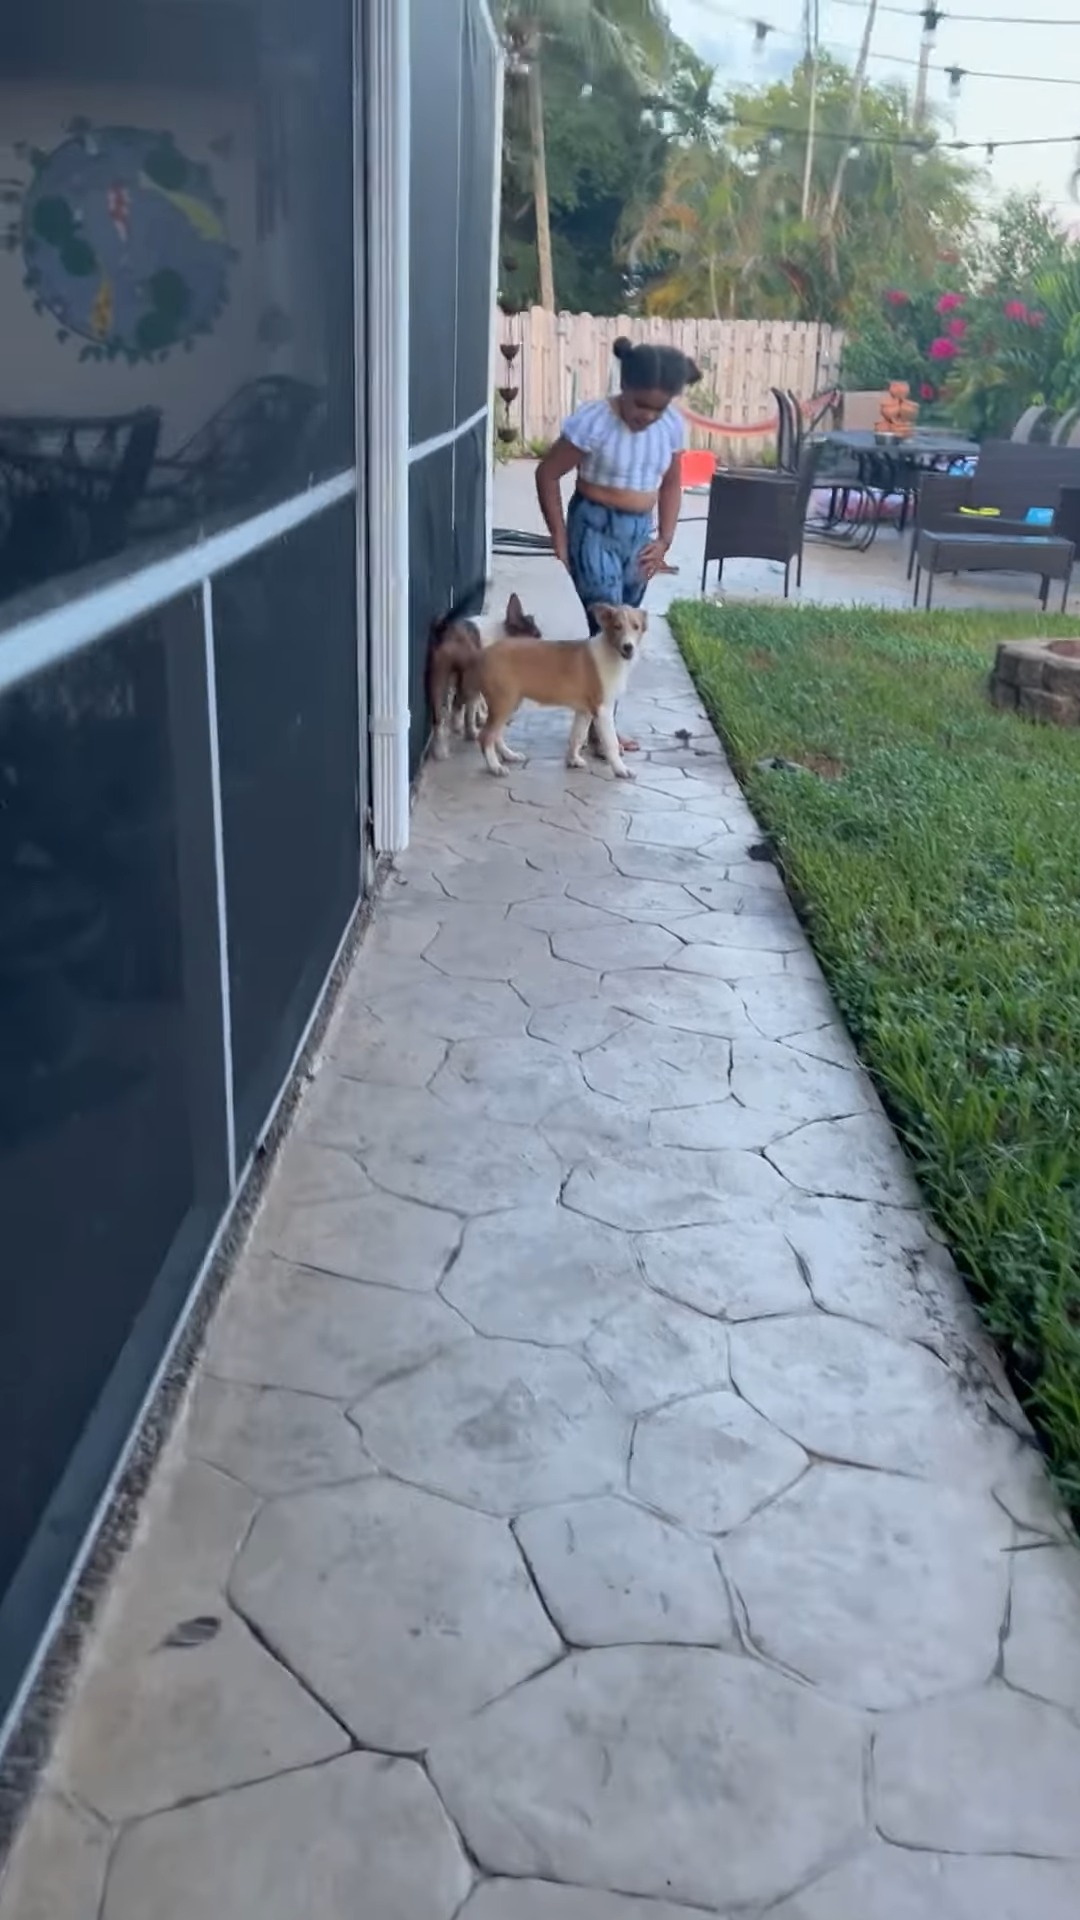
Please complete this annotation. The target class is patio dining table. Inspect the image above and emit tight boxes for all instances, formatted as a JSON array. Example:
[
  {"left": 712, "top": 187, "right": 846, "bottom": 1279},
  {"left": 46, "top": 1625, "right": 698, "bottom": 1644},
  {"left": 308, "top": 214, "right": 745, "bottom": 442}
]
[
  {"left": 809, "top": 427, "right": 980, "bottom": 547},
  {"left": 815, "top": 428, "right": 980, "bottom": 462}
]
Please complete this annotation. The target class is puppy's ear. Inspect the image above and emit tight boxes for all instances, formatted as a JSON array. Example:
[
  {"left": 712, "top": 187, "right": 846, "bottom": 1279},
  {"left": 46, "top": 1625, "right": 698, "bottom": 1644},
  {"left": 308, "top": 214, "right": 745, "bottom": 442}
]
[
  {"left": 589, "top": 602, "right": 616, "bottom": 627},
  {"left": 637, "top": 611, "right": 649, "bottom": 633},
  {"left": 505, "top": 592, "right": 525, "bottom": 628}
]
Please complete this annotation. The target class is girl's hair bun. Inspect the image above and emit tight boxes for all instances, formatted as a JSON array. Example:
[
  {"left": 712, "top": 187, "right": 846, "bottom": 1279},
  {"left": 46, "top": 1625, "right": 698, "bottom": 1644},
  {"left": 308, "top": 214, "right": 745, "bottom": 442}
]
[{"left": 612, "top": 336, "right": 633, "bottom": 360}]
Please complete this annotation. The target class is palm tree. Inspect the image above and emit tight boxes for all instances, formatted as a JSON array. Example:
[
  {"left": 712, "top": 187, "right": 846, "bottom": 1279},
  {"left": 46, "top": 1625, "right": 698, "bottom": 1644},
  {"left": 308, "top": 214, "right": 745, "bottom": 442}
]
[
  {"left": 630, "top": 60, "right": 977, "bottom": 325},
  {"left": 629, "top": 145, "right": 802, "bottom": 319},
  {"left": 498, "top": 0, "right": 669, "bottom": 311}
]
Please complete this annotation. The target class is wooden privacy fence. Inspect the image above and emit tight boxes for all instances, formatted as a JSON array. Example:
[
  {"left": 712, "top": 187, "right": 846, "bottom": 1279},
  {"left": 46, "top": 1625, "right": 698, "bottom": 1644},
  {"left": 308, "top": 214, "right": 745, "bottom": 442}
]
[{"left": 499, "top": 310, "right": 844, "bottom": 462}]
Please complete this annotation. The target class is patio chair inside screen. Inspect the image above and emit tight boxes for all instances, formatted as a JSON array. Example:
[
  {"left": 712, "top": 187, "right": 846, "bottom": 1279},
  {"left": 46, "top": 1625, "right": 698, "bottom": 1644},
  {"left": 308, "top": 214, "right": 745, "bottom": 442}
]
[
  {"left": 0, "top": 408, "right": 161, "bottom": 601},
  {"left": 131, "top": 376, "right": 326, "bottom": 536},
  {"left": 700, "top": 445, "right": 818, "bottom": 597}
]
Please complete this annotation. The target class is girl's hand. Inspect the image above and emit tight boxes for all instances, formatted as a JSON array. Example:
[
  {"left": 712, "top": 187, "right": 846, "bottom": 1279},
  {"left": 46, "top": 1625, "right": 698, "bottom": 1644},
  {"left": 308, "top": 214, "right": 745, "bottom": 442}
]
[{"left": 638, "top": 538, "right": 671, "bottom": 580}]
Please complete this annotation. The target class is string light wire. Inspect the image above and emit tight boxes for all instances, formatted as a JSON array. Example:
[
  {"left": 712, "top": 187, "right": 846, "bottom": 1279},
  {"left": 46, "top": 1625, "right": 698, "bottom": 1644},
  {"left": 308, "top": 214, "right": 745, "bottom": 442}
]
[
  {"left": 704, "top": 7, "right": 1080, "bottom": 87},
  {"left": 829, "top": 0, "right": 1080, "bottom": 23}
]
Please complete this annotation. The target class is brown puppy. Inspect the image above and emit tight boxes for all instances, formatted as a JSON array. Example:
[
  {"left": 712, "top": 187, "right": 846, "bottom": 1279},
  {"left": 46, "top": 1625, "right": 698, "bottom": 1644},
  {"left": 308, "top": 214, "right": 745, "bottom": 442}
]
[
  {"left": 428, "top": 591, "right": 541, "bottom": 758},
  {"left": 467, "top": 603, "right": 647, "bottom": 779}
]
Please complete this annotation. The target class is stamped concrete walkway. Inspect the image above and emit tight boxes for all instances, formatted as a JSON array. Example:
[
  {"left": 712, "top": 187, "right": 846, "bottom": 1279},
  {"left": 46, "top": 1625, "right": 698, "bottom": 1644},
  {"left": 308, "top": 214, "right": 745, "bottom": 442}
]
[{"left": 5, "top": 529, "right": 1080, "bottom": 1920}]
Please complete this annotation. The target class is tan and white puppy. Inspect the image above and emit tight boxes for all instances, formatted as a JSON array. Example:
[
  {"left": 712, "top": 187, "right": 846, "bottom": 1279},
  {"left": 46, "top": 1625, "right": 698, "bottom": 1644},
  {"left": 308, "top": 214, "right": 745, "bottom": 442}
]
[
  {"left": 428, "top": 591, "right": 541, "bottom": 759},
  {"left": 468, "top": 603, "right": 647, "bottom": 779}
]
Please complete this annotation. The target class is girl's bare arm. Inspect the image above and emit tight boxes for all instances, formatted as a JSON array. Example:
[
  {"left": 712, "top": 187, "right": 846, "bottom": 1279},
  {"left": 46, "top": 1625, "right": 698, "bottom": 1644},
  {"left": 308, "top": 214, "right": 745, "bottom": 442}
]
[{"left": 535, "top": 438, "right": 582, "bottom": 566}]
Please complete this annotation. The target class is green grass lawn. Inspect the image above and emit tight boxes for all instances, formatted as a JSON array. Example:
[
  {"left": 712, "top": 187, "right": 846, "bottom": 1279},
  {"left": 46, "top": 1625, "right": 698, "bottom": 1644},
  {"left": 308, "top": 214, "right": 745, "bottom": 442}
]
[{"left": 670, "top": 599, "right": 1080, "bottom": 1503}]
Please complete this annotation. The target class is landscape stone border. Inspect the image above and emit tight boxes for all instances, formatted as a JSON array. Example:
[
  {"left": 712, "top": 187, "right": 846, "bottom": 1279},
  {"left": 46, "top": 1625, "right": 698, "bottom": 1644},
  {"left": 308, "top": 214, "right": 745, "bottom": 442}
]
[{"left": 990, "top": 636, "right": 1080, "bottom": 725}]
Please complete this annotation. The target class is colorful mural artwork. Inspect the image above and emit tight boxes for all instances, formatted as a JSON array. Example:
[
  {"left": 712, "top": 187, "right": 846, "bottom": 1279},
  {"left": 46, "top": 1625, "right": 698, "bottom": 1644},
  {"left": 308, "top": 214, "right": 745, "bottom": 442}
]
[{"left": 18, "top": 122, "right": 234, "bottom": 363}]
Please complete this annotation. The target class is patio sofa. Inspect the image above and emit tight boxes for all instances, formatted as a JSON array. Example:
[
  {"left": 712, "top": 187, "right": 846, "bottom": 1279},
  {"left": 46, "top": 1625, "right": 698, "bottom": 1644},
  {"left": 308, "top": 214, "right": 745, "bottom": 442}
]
[{"left": 908, "top": 440, "right": 1080, "bottom": 579}]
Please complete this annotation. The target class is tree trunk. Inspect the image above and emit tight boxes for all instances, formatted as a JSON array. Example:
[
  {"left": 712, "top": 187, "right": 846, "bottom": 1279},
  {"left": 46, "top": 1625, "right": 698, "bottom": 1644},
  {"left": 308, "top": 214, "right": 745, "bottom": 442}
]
[
  {"left": 825, "top": 0, "right": 878, "bottom": 233},
  {"left": 526, "top": 47, "right": 556, "bottom": 312}
]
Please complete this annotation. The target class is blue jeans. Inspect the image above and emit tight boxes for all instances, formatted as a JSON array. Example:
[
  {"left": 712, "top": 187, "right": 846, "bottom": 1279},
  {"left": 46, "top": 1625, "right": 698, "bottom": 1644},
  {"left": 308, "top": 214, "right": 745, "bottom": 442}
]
[{"left": 567, "top": 493, "right": 652, "bottom": 634}]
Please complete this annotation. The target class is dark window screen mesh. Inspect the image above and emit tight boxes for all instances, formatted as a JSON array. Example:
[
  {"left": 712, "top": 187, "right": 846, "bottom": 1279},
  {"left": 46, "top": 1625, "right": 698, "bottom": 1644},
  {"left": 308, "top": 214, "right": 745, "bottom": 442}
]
[
  {"left": 408, "top": 443, "right": 456, "bottom": 771},
  {"left": 409, "top": 0, "right": 464, "bottom": 447},
  {"left": 213, "top": 497, "right": 361, "bottom": 1163},
  {"left": 0, "top": 0, "right": 362, "bottom": 1726},
  {"left": 455, "top": 1, "right": 497, "bottom": 424},
  {"left": 407, "top": 0, "right": 498, "bottom": 773},
  {"left": 0, "top": 597, "right": 230, "bottom": 1713},
  {"left": 0, "top": 0, "right": 355, "bottom": 618}
]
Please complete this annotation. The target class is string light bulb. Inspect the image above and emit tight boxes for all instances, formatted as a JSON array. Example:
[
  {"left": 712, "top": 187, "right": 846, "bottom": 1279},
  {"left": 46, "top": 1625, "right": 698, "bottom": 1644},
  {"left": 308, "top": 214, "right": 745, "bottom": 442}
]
[
  {"left": 752, "top": 20, "right": 771, "bottom": 54},
  {"left": 947, "top": 67, "right": 965, "bottom": 98},
  {"left": 920, "top": 6, "right": 943, "bottom": 46},
  {"left": 985, "top": 142, "right": 995, "bottom": 163}
]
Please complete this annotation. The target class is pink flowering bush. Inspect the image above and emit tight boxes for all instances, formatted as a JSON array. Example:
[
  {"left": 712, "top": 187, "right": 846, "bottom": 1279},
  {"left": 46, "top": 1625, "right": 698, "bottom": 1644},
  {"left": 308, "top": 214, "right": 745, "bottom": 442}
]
[{"left": 843, "top": 253, "right": 1072, "bottom": 434}]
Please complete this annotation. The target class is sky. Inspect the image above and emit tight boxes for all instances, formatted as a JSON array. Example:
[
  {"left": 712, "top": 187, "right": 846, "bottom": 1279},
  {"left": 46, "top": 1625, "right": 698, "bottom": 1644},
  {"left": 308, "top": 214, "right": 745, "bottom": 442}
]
[{"left": 666, "top": 0, "right": 1080, "bottom": 223}]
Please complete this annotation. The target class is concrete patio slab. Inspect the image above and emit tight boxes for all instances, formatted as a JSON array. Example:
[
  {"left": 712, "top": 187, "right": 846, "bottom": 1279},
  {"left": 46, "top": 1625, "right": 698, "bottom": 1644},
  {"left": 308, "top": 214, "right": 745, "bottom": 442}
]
[{"left": 3, "top": 466, "right": 1080, "bottom": 1920}]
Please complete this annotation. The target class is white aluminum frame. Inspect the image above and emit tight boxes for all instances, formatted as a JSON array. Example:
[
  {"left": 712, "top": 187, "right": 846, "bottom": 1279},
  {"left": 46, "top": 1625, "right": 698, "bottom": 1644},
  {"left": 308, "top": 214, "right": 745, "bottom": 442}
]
[
  {"left": 365, "top": 0, "right": 412, "bottom": 855},
  {"left": 0, "top": 470, "right": 356, "bottom": 700}
]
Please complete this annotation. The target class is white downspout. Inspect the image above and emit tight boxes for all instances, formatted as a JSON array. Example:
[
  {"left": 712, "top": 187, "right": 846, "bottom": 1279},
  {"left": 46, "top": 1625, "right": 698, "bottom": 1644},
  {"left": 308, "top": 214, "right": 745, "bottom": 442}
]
[
  {"left": 367, "top": 0, "right": 411, "bottom": 853},
  {"left": 484, "top": 25, "right": 506, "bottom": 577}
]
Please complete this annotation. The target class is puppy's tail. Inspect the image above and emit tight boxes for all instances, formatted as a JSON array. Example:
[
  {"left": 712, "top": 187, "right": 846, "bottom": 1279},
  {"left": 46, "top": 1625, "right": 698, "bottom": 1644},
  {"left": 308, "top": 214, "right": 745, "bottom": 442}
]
[{"left": 430, "top": 581, "right": 487, "bottom": 642}]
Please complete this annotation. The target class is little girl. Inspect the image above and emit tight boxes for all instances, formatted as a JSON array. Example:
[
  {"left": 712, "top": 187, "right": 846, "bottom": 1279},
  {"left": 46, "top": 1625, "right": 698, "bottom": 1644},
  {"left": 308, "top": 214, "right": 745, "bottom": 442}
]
[{"left": 535, "top": 337, "right": 701, "bottom": 753}]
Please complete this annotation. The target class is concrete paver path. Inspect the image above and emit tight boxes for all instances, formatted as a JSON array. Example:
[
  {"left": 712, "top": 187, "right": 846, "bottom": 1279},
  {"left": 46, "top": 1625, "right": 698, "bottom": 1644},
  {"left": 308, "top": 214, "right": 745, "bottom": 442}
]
[{"left": 4, "top": 549, "right": 1080, "bottom": 1918}]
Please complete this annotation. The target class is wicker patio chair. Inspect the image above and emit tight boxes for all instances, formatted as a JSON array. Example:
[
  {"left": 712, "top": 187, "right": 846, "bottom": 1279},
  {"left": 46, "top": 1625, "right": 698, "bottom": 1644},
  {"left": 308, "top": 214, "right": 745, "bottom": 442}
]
[{"left": 700, "top": 446, "right": 818, "bottom": 596}]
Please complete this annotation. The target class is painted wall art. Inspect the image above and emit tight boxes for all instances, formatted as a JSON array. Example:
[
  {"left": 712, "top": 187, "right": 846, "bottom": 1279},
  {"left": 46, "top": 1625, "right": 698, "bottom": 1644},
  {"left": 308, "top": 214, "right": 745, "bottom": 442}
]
[{"left": 17, "top": 121, "right": 235, "bottom": 364}]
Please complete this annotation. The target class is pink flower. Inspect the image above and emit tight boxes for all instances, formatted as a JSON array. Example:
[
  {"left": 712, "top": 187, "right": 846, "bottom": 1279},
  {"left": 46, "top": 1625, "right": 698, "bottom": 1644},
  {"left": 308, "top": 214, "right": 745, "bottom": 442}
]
[
  {"left": 920, "top": 382, "right": 937, "bottom": 400},
  {"left": 936, "top": 292, "right": 964, "bottom": 314},
  {"left": 884, "top": 289, "right": 910, "bottom": 306},
  {"left": 1004, "top": 300, "right": 1028, "bottom": 321},
  {"left": 929, "top": 336, "right": 959, "bottom": 360},
  {"left": 1028, "top": 309, "right": 1045, "bottom": 327},
  {"left": 947, "top": 317, "right": 967, "bottom": 339}
]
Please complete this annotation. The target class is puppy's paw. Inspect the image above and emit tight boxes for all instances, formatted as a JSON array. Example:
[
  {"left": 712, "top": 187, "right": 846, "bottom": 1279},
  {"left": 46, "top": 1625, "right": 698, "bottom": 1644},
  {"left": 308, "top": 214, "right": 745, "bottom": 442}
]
[
  {"left": 431, "top": 733, "right": 450, "bottom": 761},
  {"left": 566, "top": 753, "right": 587, "bottom": 769},
  {"left": 612, "top": 764, "right": 636, "bottom": 780},
  {"left": 498, "top": 746, "right": 526, "bottom": 765}
]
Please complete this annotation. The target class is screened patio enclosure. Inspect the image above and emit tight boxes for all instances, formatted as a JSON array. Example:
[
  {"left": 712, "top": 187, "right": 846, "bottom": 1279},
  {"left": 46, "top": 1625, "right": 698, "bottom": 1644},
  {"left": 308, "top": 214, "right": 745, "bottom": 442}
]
[{"left": 0, "top": 0, "right": 500, "bottom": 1746}]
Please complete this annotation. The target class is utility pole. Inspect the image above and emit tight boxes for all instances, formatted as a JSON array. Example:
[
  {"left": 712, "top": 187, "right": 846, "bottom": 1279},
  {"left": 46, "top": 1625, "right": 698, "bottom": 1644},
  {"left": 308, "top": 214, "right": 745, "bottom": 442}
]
[
  {"left": 914, "top": 7, "right": 942, "bottom": 128},
  {"left": 825, "top": 0, "right": 878, "bottom": 232},
  {"left": 800, "top": 0, "right": 820, "bottom": 220}
]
